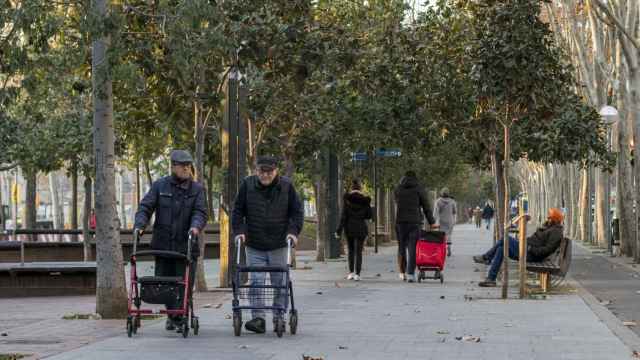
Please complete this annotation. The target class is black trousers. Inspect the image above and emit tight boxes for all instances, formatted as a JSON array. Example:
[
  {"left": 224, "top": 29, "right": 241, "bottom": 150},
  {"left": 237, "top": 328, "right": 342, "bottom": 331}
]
[
  {"left": 396, "top": 223, "right": 421, "bottom": 275},
  {"left": 154, "top": 257, "right": 197, "bottom": 319},
  {"left": 347, "top": 235, "right": 366, "bottom": 275}
]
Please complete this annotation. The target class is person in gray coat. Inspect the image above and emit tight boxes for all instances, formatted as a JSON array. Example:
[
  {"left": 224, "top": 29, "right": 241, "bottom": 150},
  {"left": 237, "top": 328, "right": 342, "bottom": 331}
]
[{"left": 434, "top": 187, "right": 457, "bottom": 257}]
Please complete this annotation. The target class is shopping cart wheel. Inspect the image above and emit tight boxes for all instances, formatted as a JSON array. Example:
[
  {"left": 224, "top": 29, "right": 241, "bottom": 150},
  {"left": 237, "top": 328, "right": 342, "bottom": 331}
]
[
  {"left": 192, "top": 316, "right": 199, "bottom": 336},
  {"left": 181, "top": 322, "right": 189, "bottom": 338},
  {"left": 440, "top": 273, "right": 444, "bottom": 284},
  {"left": 126, "top": 316, "right": 133, "bottom": 338},
  {"left": 275, "top": 317, "right": 285, "bottom": 338},
  {"left": 289, "top": 310, "right": 298, "bottom": 335},
  {"left": 233, "top": 312, "right": 242, "bottom": 337}
]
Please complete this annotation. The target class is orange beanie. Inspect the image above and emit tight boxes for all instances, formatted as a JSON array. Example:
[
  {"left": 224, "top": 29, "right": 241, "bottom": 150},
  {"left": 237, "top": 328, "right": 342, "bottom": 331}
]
[{"left": 548, "top": 208, "right": 564, "bottom": 224}]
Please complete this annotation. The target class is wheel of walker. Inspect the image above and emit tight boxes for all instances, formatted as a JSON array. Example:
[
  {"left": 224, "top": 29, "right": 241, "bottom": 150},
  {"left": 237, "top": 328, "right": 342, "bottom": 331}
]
[
  {"left": 181, "top": 322, "right": 189, "bottom": 338},
  {"left": 440, "top": 273, "right": 444, "bottom": 284},
  {"left": 233, "top": 312, "right": 242, "bottom": 337},
  {"left": 192, "top": 316, "right": 199, "bottom": 336},
  {"left": 417, "top": 271, "right": 423, "bottom": 283},
  {"left": 126, "top": 317, "right": 133, "bottom": 338},
  {"left": 276, "top": 318, "right": 285, "bottom": 338},
  {"left": 133, "top": 316, "right": 140, "bottom": 334},
  {"left": 289, "top": 310, "right": 298, "bottom": 335}
]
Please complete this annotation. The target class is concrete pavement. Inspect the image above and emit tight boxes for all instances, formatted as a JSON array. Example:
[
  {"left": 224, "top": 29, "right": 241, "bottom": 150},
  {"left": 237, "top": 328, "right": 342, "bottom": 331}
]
[{"left": 37, "top": 224, "right": 637, "bottom": 360}]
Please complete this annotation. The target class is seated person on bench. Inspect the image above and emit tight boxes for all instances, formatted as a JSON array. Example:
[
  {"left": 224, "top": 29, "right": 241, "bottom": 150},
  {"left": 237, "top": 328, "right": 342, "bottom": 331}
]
[{"left": 473, "top": 208, "right": 564, "bottom": 287}]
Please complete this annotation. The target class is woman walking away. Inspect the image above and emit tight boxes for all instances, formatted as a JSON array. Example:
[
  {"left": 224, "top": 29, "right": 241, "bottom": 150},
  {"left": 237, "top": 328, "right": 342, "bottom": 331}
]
[
  {"left": 434, "top": 188, "right": 457, "bottom": 257},
  {"left": 336, "top": 179, "right": 372, "bottom": 281}
]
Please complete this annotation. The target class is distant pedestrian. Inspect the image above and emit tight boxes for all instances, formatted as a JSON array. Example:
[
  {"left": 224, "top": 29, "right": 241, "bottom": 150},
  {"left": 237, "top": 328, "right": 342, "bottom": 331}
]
[
  {"left": 482, "top": 202, "right": 494, "bottom": 230},
  {"left": 473, "top": 206, "right": 482, "bottom": 228},
  {"left": 336, "top": 179, "right": 372, "bottom": 281},
  {"left": 434, "top": 187, "right": 456, "bottom": 257},
  {"left": 394, "top": 170, "right": 437, "bottom": 283}
]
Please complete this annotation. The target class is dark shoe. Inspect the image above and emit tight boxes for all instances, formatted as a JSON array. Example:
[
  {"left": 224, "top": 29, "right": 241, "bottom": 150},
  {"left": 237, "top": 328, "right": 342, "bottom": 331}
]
[
  {"left": 165, "top": 318, "right": 176, "bottom": 331},
  {"left": 478, "top": 279, "right": 497, "bottom": 287},
  {"left": 473, "top": 255, "right": 489, "bottom": 265},
  {"left": 245, "top": 317, "right": 266, "bottom": 334}
]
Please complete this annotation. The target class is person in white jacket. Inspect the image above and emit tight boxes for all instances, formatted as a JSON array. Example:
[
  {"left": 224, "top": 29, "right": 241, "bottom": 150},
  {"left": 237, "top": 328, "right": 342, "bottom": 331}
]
[{"left": 434, "top": 187, "right": 457, "bottom": 257}]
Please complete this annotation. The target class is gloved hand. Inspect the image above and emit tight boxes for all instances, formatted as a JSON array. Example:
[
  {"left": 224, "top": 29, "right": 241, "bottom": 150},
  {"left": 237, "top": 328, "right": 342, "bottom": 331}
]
[{"left": 286, "top": 234, "right": 298, "bottom": 248}]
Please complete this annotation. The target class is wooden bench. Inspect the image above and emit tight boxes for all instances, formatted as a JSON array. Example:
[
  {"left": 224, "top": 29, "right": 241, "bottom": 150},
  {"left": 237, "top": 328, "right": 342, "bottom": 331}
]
[
  {"left": 526, "top": 237, "right": 572, "bottom": 292},
  {"left": 0, "top": 262, "right": 96, "bottom": 297}
]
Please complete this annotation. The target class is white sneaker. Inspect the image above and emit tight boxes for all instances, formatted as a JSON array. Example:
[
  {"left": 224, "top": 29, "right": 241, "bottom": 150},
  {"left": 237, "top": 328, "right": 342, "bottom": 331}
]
[
  {"left": 347, "top": 273, "right": 355, "bottom": 280},
  {"left": 399, "top": 273, "right": 406, "bottom": 281},
  {"left": 353, "top": 274, "right": 361, "bottom": 281}
]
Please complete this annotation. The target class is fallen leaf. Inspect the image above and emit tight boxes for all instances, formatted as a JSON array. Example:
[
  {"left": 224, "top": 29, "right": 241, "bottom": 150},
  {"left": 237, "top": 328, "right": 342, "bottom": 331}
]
[
  {"left": 334, "top": 282, "right": 341, "bottom": 288},
  {"left": 376, "top": 273, "right": 381, "bottom": 277},
  {"left": 436, "top": 330, "right": 449, "bottom": 334},
  {"left": 302, "top": 355, "right": 324, "bottom": 360},
  {"left": 338, "top": 345, "right": 348, "bottom": 350},
  {"left": 225, "top": 314, "right": 232, "bottom": 319},
  {"left": 203, "top": 304, "right": 213, "bottom": 308},
  {"left": 440, "top": 296, "right": 445, "bottom": 299},
  {"left": 414, "top": 309, "right": 421, "bottom": 313},
  {"left": 473, "top": 268, "right": 480, "bottom": 272},
  {"left": 215, "top": 303, "right": 223, "bottom": 309},
  {"left": 457, "top": 335, "right": 481, "bottom": 342},
  {"left": 1, "top": 332, "right": 7, "bottom": 336},
  {"left": 624, "top": 321, "right": 637, "bottom": 327},
  {"left": 464, "top": 295, "right": 473, "bottom": 301},
  {"left": 316, "top": 291, "right": 323, "bottom": 295},
  {"left": 384, "top": 313, "right": 391, "bottom": 317},
  {"left": 600, "top": 300, "right": 612, "bottom": 306},
  {"left": 504, "top": 323, "right": 513, "bottom": 328},
  {"left": 439, "top": 337, "right": 446, "bottom": 343},
  {"left": 239, "top": 345, "right": 249, "bottom": 349}
]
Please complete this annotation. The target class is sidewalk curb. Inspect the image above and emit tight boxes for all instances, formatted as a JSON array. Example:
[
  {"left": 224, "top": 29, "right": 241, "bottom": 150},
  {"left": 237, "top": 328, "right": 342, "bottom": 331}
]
[
  {"left": 569, "top": 276, "right": 640, "bottom": 352},
  {"left": 575, "top": 240, "right": 640, "bottom": 276}
]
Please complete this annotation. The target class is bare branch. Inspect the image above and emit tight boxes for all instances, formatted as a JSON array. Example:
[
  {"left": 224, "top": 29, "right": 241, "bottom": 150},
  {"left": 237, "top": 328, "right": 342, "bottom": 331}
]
[{"left": 591, "top": 0, "right": 640, "bottom": 50}]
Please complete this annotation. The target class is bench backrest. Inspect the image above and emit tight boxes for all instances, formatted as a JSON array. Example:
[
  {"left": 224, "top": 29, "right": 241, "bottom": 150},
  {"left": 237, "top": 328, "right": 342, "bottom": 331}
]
[{"left": 557, "top": 237, "right": 572, "bottom": 276}]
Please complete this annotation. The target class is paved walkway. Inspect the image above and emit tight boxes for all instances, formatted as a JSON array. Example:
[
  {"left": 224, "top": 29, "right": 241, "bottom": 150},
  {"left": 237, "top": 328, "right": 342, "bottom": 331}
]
[{"left": 5, "top": 224, "right": 636, "bottom": 359}]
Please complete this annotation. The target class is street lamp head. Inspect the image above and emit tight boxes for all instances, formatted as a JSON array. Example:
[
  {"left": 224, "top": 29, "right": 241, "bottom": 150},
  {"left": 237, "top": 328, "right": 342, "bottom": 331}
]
[{"left": 599, "top": 105, "right": 619, "bottom": 125}]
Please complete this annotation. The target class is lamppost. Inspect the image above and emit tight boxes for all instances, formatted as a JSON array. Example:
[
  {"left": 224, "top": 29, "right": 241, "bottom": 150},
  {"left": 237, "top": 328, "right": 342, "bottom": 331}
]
[{"left": 599, "top": 105, "right": 619, "bottom": 256}]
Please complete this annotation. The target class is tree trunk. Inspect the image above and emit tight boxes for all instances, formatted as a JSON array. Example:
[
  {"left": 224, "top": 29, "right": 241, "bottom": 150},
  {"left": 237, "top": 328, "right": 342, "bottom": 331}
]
[
  {"left": 71, "top": 161, "right": 79, "bottom": 241},
  {"left": 490, "top": 148, "right": 505, "bottom": 243},
  {"left": 49, "top": 172, "right": 63, "bottom": 242},
  {"left": 83, "top": 176, "right": 93, "bottom": 261},
  {"left": 0, "top": 172, "right": 4, "bottom": 231},
  {"left": 578, "top": 167, "right": 590, "bottom": 242},
  {"left": 119, "top": 169, "right": 127, "bottom": 229},
  {"left": 595, "top": 168, "right": 607, "bottom": 247},
  {"left": 144, "top": 161, "right": 153, "bottom": 189},
  {"left": 193, "top": 101, "right": 208, "bottom": 292},
  {"left": 24, "top": 169, "right": 37, "bottom": 241},
  {"left": 92, "top": 0, "right": 128, "bottom": 318},
  {"left": 501, "top": 125, "right": 511, "bottom": 300},
  {"left": 314, "top": 177, "right": 327, "bottom": 262}
]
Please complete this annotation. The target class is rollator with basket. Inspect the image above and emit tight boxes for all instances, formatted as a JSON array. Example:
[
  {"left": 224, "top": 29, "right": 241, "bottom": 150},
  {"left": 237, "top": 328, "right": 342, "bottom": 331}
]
[
  {"left": 231, "top": 238, "right": 298, "bottom": 338},
  {"left": 126, "top": 230, "right": 200, "bottom": 338},
  {"left": 416, "top": 230, "right": 447, "bottom": 283}
]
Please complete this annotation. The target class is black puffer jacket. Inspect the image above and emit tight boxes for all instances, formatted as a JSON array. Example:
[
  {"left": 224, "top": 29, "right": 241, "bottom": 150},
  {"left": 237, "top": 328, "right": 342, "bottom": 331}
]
[
  {"left": 527, "top": 222, "right": 564, "bottom": 262},
  {"left": 231, "top": 175, "right": 304, "bottom": 251},
  {"left": 394, "top": 176, "right": 435, "bottom": 225},
  {"left": 336, "top": 191, "right": 373, "bottom": 238}
]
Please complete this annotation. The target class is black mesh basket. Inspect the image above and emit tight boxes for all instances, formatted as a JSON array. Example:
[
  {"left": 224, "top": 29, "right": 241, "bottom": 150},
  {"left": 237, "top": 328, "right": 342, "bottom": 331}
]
[{"left": 140, "top": 282, "right": 183, "bottom": 305}]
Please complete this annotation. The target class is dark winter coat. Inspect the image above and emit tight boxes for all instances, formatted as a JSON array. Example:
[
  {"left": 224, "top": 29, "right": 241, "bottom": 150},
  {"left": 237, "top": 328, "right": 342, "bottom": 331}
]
[
  {"left": 527, "top": 222, "right": 564, "bottom": 262},
  {"left": 231, "top": 175, "right": 304, "bottom": 251},
  {"left": 394, "top": 176, "right": 435, "bottom": 225},
  {"left": 336, "top": 191, "right": 373, "bottom": 239},
  {"left": 482, "top": 205, "right": 494, "bottom": 219},
  {"left": 134, "top": 175, "right": 208, "bottom": 256}
]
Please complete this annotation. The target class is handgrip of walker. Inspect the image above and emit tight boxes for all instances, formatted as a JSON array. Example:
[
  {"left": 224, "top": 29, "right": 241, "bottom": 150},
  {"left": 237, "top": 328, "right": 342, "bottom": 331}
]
[
  {"left": 286, "top": 235, "right": 296, "bottom": 267},
  {"left": 235, "top": 235, "right": 243, "bottom": 265},
  {"left": 187, "top": 230, "right": 195, "bottom": 262}
]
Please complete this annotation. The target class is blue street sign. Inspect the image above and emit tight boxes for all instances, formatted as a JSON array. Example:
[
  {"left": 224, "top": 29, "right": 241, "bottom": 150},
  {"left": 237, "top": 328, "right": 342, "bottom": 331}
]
[
  {"left": 376, "top": 148, "right": 402, "bottom": 157},
  {"left": 351, "top": 152, "right": 368, "bottom": 161}
]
